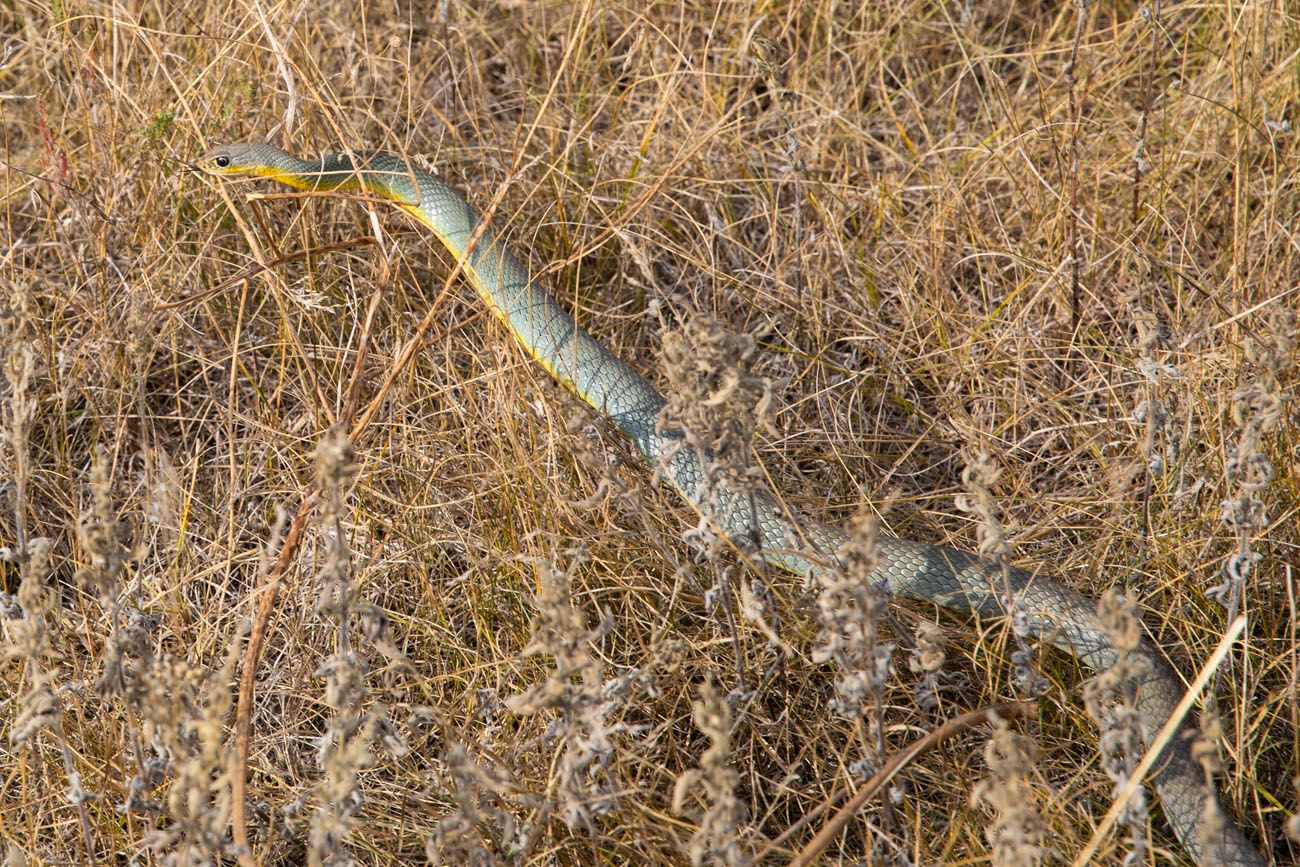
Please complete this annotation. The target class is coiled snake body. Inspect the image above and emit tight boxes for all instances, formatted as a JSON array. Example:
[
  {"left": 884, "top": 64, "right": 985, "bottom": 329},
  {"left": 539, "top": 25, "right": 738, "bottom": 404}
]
[{"left": 201, "top": 142, "right": 1266, "bottom": 865}]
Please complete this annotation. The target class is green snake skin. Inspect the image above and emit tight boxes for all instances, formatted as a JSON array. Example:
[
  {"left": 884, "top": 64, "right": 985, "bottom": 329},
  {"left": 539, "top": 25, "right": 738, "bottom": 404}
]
[{"left": 201, "top": 142, "right": 1267, "bottom": 865}]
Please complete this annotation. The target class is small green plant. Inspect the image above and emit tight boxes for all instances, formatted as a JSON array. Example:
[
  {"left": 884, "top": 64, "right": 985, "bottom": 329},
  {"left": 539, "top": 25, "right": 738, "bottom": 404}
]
[{"left": 142, "top": 111, "right": 175, "bottom": 142}]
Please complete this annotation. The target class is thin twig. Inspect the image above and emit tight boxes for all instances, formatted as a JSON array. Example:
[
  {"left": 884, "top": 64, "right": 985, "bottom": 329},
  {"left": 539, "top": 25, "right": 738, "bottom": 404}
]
[
  {"left": 753, "top": 701, "right": 1034, "bottom": 865},
  {"left": 1131, "top": 0, "right": 1162, "bottom": 225},
  {"left": 1065, "top": 0, "right": 1088, "bottom": 331},
  {"left": 157, "top": 237, "right": 378, "bottom": 311},
  {"left": 255, "top": 1, "right": 298, "bottom": 144}
]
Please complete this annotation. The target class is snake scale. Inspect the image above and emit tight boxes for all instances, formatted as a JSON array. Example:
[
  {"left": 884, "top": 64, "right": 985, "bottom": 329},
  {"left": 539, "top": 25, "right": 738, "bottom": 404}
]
[{"left": 201, "top": 142, "right": 1267, "bottom": 865}]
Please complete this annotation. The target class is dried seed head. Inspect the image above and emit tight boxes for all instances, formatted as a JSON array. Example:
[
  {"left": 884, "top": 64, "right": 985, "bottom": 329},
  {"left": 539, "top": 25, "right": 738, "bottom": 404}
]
[
  {"left": 314, "top": 432, "right": 358, "bottom": 494},
  {"left": 911, "top": 621, "right": 946, "bottom": 675},
  {"left": 674, "top": 677, "right": 745, "bottom": 866},
  {"left": 504, "top": 556, "right": 622, "bottom": 830},
  {"left": 971, "top": 717, "right": 1045, "bottom": 867},
  {"left": 955, "top": 451, "right": 1012, "bottom": 563}
]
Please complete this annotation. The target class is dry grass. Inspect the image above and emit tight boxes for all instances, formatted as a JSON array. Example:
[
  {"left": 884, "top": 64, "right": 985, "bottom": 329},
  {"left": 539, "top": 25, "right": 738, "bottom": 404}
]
[{"left": 1, "top": 0, "right": 1297, "bottom": 864}]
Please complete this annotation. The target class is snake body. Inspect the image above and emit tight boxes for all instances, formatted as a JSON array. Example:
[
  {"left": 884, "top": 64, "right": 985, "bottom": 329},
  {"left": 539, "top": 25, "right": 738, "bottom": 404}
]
[{"left": 201, "top": 142, "right": 1266, "bottom": 864}]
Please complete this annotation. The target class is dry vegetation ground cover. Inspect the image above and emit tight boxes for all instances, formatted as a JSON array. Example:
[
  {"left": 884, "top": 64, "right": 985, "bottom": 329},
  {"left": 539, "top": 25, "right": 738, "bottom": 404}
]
[{"left": 1, "top": 0, "right": 1297, "bottom": 864}]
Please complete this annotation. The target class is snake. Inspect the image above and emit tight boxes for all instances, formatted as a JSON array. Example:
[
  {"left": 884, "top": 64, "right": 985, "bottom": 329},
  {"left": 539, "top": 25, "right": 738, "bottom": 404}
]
[{"left": 200, "top": 142, "right": 1267, "bottom": 865}]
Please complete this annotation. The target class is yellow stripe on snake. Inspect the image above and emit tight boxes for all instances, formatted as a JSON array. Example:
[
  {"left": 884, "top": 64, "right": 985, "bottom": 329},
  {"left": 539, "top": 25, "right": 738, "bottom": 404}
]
[{"left": 200, "top": 143, "right": 1267, "bottom": 865}]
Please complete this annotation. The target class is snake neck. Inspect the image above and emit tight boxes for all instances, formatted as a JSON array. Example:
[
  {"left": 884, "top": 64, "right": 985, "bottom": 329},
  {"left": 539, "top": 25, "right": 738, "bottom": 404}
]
[{"left": 259, "top": 151, "right": 373, "bottom": 192}]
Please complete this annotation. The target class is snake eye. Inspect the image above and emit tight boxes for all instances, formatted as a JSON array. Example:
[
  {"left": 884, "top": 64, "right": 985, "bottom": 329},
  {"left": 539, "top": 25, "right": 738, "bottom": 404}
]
[{"left": 214, "top": 155, "right": 230, "bottom": 169}]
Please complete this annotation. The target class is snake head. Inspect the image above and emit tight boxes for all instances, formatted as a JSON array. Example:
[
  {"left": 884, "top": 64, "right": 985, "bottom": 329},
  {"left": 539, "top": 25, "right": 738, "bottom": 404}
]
[
  {"left": 199, "top": 143, "right": 259, "bottom": 175},
  {"left": 199, "top": 142, "right": 300, "bottom": 180}
]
